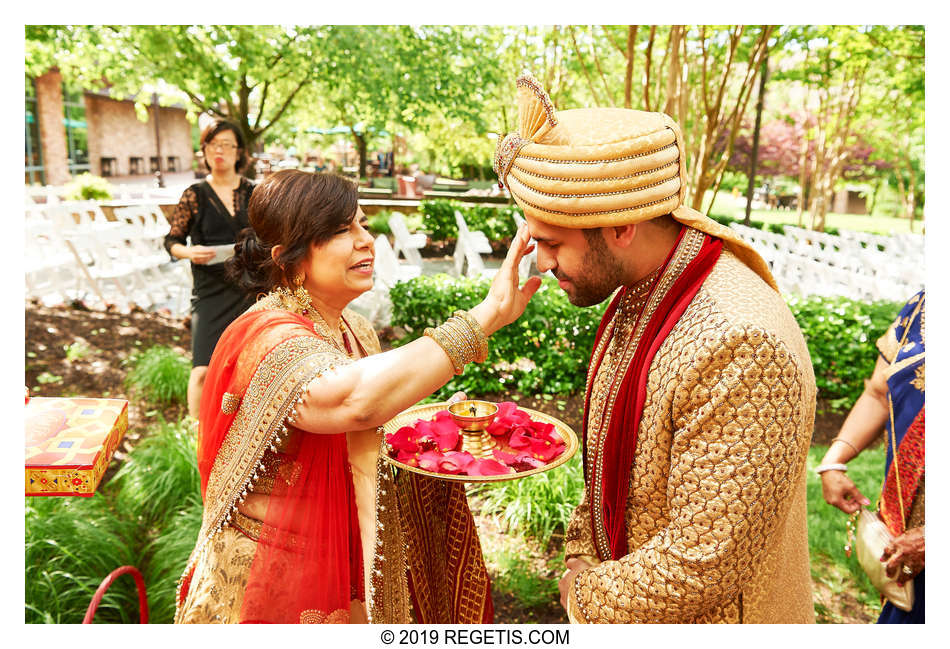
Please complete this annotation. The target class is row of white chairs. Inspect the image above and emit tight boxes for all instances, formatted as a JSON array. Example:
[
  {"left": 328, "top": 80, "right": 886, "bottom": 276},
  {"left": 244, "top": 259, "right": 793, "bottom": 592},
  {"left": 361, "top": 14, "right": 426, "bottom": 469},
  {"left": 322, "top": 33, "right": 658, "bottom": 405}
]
[
  {"left": 729, "top": 222, "right": 924, "bottom": 302},
  {"left": 25, "top": 201, "right": 192, "bottom": 314}
]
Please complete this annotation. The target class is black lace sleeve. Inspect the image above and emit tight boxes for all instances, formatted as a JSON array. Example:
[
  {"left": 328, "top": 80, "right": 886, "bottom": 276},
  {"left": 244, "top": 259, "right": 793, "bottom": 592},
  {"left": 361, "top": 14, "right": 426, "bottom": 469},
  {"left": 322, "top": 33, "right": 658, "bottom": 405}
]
[{"left": 164, "top": 186, "right": 199, "bottom": 255}]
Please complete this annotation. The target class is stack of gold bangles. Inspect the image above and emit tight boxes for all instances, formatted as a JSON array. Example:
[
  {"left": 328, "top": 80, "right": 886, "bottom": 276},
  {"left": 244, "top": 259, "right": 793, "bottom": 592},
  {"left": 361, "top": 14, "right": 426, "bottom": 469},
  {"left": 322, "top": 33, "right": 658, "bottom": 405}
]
[{"left": 424, "top": 310, "right": 489, "bottom": 375}]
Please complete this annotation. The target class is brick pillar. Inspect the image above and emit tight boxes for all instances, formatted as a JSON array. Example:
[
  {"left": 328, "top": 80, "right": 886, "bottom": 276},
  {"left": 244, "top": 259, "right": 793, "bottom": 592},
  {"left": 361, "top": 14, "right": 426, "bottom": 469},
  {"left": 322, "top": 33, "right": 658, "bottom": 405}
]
[{"left": 34, "top": 69, "right": 70, "bottom": 186}]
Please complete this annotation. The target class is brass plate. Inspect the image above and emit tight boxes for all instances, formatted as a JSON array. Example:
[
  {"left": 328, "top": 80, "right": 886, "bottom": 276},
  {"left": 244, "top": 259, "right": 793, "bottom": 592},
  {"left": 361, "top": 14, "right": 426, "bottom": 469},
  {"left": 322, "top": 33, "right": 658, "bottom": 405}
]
[{"left": 382, "top": 401, "right": 579, "bottom": 483}]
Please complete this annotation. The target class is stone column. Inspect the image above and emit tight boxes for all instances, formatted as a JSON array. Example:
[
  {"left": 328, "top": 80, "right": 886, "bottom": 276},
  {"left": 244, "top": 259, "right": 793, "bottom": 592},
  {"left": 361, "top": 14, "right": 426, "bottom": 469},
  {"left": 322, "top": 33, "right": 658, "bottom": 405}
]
[{"left": 34, "top": 69, "right": 70, "bottom": 186}]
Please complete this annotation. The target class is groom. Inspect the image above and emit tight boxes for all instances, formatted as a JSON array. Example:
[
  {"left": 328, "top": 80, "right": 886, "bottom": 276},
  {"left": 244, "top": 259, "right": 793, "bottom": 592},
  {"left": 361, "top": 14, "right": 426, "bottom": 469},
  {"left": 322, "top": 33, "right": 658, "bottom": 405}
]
[{"left": 494, "top": 74, "right": 816, "bottom": 623}]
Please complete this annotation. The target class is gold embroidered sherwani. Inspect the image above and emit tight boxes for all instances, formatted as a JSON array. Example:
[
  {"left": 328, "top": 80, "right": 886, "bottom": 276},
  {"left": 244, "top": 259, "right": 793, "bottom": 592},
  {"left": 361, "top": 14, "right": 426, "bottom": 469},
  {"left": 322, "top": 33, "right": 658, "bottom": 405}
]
[{"left": 565, "top": 236, "right": 817, "bottom": 624}]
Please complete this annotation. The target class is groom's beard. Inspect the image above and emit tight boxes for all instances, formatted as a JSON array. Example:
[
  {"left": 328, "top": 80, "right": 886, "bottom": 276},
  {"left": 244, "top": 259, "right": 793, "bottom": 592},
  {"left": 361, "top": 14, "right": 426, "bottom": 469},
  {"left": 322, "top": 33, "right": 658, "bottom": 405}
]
[{"left": 556, "top": 235, "right": 624, "bottom": 307}]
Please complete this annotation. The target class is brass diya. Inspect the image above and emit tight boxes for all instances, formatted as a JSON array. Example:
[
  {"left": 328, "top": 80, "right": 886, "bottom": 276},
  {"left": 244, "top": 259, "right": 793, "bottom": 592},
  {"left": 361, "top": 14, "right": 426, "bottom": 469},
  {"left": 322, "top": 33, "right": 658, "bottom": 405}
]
[{"left": 448, "top": 400, "right": 498, "bottom": 460}]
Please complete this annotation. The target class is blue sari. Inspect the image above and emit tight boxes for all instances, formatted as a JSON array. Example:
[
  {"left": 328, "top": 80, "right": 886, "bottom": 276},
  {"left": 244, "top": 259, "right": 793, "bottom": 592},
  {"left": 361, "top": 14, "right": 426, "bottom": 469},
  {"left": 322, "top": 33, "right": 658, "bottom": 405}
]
[{"left": 875, "top": 290, "right": 925, "bottom": 624}]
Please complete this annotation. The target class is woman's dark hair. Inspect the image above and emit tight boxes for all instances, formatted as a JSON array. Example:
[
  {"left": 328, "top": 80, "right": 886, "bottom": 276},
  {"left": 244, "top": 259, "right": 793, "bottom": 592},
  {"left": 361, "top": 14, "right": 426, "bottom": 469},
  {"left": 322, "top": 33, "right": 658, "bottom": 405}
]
[
  {"left": 200, "top": 120, "right": 249, "bottom": 173},
  {"left": 226, "top": 170, "right": 359, "bottom": 297}
]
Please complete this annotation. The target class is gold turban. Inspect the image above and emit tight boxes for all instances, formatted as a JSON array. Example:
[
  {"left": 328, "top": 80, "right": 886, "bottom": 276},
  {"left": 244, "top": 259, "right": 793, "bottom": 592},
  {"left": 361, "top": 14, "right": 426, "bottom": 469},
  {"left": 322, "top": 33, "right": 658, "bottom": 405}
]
[{"left": 494, "top": 73, "right": 776, "bottom": 290}]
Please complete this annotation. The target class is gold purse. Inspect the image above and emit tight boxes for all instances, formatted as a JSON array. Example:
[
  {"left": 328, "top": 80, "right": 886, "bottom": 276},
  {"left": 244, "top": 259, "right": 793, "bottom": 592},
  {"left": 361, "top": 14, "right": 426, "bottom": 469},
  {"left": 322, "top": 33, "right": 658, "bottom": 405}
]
[{"left": 851, "top": 507, "right": 914, "bottom": 612}]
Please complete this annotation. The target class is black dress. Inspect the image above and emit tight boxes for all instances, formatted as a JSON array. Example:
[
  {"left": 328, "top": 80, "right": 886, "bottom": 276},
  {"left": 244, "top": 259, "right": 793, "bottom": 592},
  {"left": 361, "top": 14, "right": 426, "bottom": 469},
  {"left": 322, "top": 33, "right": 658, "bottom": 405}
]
[{"left": 164, "top": 178, "right": 256, "bottom": 367}]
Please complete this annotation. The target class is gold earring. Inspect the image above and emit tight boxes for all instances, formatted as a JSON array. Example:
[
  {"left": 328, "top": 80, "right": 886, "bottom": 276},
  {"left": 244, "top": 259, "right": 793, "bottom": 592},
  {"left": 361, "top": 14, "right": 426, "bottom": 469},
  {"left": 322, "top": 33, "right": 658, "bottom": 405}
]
[{"left": 292, "top": 275, "right": 313, "bottom": 314}]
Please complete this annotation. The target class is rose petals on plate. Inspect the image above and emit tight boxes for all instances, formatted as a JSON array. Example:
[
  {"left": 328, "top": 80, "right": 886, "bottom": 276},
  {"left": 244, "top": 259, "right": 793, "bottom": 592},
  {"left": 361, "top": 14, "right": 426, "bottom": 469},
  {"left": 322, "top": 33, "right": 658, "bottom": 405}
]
[
  {"left": 439, "top": 451, "right": 475, "bottom": 474},
  {"left": 466, "top": 458, "right": 514, "bottom": 476},
  {"left": 387, "top": 402, "right": 567, "bottom": 477},
  {"left": 386, "top": 426, "right": 421, "bottom": 453}
]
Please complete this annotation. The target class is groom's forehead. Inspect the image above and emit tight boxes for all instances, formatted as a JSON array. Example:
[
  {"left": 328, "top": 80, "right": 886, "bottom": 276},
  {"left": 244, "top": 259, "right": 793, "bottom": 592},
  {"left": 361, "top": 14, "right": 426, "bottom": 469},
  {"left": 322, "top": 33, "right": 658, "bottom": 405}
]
[{"left": 524, "top": 215, "right": 571, "bottom": 242}]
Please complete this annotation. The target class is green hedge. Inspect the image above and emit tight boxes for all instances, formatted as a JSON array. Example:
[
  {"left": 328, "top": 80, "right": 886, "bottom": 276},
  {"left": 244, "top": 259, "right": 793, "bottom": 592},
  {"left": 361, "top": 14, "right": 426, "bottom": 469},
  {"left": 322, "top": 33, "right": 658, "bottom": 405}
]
[
  {"left": 390, "top": 275, "right": 605, "bottom": 396},
  {"left": 707, "top": 212, "right": 841, "bottom": 237},
  {"left": 419, "top": 199, "right": 522, "bottom": 241},
  {"left": 390, "top": 275, "right": 900, "bottom": 410}
]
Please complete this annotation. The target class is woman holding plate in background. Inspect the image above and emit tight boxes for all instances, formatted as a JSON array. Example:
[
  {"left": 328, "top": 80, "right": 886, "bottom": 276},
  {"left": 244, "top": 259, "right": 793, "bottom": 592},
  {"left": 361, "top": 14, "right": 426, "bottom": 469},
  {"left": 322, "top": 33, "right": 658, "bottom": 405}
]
[
  {"left": 175, "top": 169, "right": 542, "bottom": 624},
  {"left": 164, "top": 119, "right": 256, "bottom": 419}
]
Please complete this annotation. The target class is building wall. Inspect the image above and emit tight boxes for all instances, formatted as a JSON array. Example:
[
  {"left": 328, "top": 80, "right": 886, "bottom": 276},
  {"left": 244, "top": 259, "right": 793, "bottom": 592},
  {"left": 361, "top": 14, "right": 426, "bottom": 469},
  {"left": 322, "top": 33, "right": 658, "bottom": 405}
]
[
  {"left": 84, "top": 95, "right": 194, "bottom": 177},
  {"left": 34, "top": 69, "right": 70, "bottom": 186},
  {"left": 833, "top": 188, "right": 868, "bottom": 215}
]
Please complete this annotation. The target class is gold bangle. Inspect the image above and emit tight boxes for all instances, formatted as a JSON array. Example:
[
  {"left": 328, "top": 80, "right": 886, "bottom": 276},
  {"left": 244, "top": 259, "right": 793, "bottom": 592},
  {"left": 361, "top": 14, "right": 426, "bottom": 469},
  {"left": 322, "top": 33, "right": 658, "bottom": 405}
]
[
  {"left": 424, "top": 326, "right": 465, "bottom": 374},
  {"left": 832, "top": 437, "right": 859, "bottom": 455},
  {"left": 443, "top": 317, "right": 477, "bottom": 364},
  {"left": 453, "top": 310, "right": 489, "bottom": 362}
]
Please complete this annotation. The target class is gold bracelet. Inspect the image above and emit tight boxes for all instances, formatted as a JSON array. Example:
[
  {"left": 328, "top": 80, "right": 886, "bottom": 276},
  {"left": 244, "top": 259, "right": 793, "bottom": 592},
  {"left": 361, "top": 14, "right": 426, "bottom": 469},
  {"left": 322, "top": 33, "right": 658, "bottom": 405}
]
[
  {"left": 831, "top": 437, "right": 859, "bottom": 455},
  {"left": 424, "top": 326, "right": 465, "bottom": 374},
  {"left": 443, "top": 317, "right": 477, "bottom": 364},
  {"left": 453, "top": 310, "right": 489, "bottom": 362}
]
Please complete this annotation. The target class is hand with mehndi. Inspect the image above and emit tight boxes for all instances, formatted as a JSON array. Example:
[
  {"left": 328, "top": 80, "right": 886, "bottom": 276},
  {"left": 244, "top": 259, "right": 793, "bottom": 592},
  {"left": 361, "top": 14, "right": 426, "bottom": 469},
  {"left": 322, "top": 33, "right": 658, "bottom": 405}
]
[
  {"left": 469, "top": 225, "right": 542, "bottom": 336},
  {"left": 881, "top": 526, "right": 925, "bottom": 586}
]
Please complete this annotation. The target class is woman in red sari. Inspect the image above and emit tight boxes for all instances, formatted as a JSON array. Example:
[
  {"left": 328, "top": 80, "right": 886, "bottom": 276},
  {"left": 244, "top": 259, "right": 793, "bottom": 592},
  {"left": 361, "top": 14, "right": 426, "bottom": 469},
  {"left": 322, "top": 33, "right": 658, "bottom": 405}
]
[{"left": 175, "top": 170, "right": 541, "bottom": 624}]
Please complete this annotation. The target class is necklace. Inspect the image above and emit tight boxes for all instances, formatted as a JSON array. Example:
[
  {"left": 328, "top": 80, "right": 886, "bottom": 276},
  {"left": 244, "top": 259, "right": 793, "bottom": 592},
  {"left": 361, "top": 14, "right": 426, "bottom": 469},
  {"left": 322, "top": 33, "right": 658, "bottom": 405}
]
[{"left": 271, "top": 287, "right": 353, "bottom": 356}]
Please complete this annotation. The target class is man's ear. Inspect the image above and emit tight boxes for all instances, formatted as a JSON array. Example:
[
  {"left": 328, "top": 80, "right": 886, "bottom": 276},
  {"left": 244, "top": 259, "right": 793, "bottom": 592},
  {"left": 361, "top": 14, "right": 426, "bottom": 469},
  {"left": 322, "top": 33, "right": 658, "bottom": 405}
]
[{"left": 605, "top": 224, "right": 637, "bottom": 249}]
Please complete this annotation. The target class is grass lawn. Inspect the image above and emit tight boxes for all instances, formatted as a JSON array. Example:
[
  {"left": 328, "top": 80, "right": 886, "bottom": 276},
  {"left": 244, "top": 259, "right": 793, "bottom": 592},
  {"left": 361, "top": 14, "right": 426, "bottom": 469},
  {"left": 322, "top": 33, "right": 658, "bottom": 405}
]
[
  {"left": 806, "top": 443, "right": 887, "bottom": 622},
  {"left": 705, "top": 192, "right": 923, "bottom": 235}
]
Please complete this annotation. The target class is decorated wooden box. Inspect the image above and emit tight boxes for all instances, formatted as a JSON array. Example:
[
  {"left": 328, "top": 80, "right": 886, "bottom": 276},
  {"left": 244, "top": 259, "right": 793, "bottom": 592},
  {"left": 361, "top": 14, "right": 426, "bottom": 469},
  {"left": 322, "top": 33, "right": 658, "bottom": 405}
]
[{"left": 25, "top": 397, "right": 129, "bottom": 497}]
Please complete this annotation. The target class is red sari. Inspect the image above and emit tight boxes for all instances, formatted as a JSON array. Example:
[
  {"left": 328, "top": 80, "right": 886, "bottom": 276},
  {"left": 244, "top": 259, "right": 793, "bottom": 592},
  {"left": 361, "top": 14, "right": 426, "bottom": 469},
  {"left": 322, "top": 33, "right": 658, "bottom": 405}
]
[{"left": 175, "top": 300, "right": 492, "bottom": 623}]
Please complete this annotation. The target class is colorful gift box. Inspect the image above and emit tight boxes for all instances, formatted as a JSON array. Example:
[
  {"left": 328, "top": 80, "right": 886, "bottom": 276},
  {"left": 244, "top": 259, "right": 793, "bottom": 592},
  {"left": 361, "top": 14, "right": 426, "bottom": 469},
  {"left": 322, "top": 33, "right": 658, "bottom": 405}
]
[{"left": 25, "top": 397, "right": 129, "bottom": 497}]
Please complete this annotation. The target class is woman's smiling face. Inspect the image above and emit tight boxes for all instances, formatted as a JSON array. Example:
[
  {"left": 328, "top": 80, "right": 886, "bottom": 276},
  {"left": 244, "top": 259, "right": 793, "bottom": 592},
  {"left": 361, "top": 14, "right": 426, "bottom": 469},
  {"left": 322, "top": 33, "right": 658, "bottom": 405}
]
[{"left": 299, "top": 206, "right": 375, "bottom": 304}]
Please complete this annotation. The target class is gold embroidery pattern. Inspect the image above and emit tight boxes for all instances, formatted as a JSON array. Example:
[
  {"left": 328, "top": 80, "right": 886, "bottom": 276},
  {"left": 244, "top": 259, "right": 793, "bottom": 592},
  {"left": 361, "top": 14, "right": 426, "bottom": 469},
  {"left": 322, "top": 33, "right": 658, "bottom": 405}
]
[
  {"left": 588, "top": 228, "right": 704, "bottom": 560},
  {"left": 175, "top": 335, "right": 347, "bottom": 620},
  {"left": 911, "top": 364, "right": 925, "bottom": 392},
  {"left": 300, "top": 608, "right": 349, "bottom": 624},
  {"left": 571, "top": 251, "right": 816, "bottom": 623}
]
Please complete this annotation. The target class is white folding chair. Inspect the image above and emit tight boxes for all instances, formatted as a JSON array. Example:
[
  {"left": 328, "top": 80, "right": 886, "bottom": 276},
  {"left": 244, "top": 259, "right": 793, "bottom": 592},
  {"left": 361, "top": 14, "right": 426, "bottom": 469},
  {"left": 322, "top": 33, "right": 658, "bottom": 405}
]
[
  {"left": 452, "top": 211, "right": 495, "bottom": 279},
  {"left": 388, "top": 212, "right": 427, "bottom": 266}
]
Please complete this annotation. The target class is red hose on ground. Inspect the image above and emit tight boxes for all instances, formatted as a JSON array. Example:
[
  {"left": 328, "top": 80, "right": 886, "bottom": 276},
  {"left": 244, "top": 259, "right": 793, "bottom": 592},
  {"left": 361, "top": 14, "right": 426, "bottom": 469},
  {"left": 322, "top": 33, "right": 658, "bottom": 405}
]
[{"left": 82, "top": 565, "right": 149, "bottom": 624}]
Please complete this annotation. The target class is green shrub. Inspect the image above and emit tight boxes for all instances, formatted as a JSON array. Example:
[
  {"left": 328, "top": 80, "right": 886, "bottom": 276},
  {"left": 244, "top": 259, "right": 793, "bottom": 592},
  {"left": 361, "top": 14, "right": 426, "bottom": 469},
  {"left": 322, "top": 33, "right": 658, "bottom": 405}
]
[
  {"left": 390, "top": 275, "right": 605, "bottom": 397},
  {"left": 472, "top": 453, "right": 584, "bottom": 545},
  {"left": 124, "top": 346, "right": 190, "bottom": 405},
  {"left": 390, "top": 275, "right": 901, "bottom": 412},
  {"left": 419, "top": 199, "right": 522, "bottom": 241},
  {"left": 26, "top": 494, "right": 140, "bottom": 623},
  {"left": 787, "top": 295, "right": 899, "bottom": 410},
  {"left": 368, "top": 211, "right": 392, "bottom": 235},
  {"left": 111, "top": 418, "right": 200, "bottom": 528},
  {"left": 63, "top": 173, "right": 114, "bottom": 201}
]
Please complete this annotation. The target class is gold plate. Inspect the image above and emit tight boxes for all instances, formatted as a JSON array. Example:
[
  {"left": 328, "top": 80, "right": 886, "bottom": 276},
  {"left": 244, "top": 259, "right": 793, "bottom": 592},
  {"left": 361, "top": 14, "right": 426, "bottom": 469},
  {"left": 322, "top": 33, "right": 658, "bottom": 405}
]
[{"left": 382, "top": 401, "right": 579, "bottom": 483}]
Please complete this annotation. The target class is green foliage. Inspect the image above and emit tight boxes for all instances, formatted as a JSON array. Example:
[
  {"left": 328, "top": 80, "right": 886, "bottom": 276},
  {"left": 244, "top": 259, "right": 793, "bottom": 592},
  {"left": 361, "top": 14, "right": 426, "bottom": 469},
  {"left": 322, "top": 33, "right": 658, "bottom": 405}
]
[
  {"left": 141, "top": 494, "right": 203, "bottom": 623},
  {"left": 110, "top": 418, "right": 200, "bottom": 529},
  {"left": 806, "top": 444, "right": 884, "bottom": 615},
  {"left": 368, "top": 210, "right": 425, "bottom": 237},
  {"left": 419, "top": 199, "right": 522, "bottom": 241},
  {"left": 488, "top": 549, "right": 561, "bottom": 610},
  {"left": 26, "top": 494, "right": 140, "bottom": 623},
  {"left": 64, "top": 341, "right": 90, "bottom": 362},
  {"left": 390, "top": 274, "right": 900, "bottom": 412},
  {"left": 472, "top": 453, "right": 584, "bottom": 545},
  {"left": 787, "top": 295, "right": 899, "bottom": 409},
  {"left": 124, "top": 345, "right": 190, "bottom": 405},
  {"left": 390, "top": 275, "right": 605, "bottom": 397},
  {"left": 63, "top": 173, "right": 113, "bottom": 201},
  {"left": 26, "top": 417, "right": 202, "bottom": 624}
]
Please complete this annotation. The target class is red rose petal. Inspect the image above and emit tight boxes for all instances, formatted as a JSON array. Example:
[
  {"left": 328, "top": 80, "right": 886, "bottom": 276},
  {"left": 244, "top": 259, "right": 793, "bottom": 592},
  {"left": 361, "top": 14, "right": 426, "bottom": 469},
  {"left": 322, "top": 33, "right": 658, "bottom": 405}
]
[
  {"left": 466, "top": 458, "right": 514, "bottom": 476},
  {"left": 492, "top": 449, "right": 518, "bottom": 465},
  {"left": 439, "top": 451, "right": 475, "bottom": 474},
  {"left": 418, "top": 450, "right": 444, "bottom": 471},
  {"left": 387, "top": 427, "right": 420, "bottom": 453},
  {"left": 508, "top": 427, "right": 532, "bottom": 449}
]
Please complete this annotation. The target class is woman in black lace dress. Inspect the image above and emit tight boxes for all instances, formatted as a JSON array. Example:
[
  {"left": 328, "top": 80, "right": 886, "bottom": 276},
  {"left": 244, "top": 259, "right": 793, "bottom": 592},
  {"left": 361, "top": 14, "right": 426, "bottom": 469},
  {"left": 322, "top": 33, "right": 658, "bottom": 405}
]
[{"left": 164, "top": 120, "right": 256, "bottom": 417}]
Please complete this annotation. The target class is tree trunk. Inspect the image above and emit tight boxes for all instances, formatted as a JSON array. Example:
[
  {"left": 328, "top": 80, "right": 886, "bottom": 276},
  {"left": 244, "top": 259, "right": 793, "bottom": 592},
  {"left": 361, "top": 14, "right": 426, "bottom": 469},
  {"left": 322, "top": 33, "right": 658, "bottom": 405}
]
[
  {"left": 744, "top": 50, "right": 769, "bottom": 226},
  {"left": 353, "top": 130, "right": 367, "bottom": 179},
  {"left": 624, "top": 26, "right": 637, "bottom": 109},
  {"left": 642, "top": 26, "right": 656, "bottom": 111}
]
